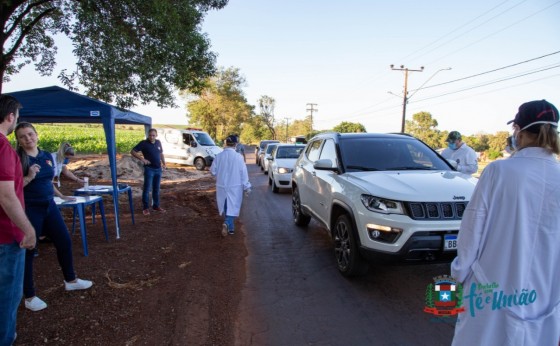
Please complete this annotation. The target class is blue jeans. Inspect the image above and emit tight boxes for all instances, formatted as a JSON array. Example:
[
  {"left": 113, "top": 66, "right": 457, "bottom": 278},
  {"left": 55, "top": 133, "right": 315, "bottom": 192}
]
[
  {"left": 24, "top": 199, "right": 76, "bottom": 298},
  {"left": 142, "top": 167, "right": 162, "bottom": 210},
  {"left": 0, "top": 242, "right": 25, "bottom": 346},
  {"left": 223, "top": 200, "right": 235, "bottom": 232}
]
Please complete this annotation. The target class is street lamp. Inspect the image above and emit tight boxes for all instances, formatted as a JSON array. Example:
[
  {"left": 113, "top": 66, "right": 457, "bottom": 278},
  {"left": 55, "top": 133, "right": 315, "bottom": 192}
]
[{"left": 407, "top": 67, "right": 452, "bottom": 99}]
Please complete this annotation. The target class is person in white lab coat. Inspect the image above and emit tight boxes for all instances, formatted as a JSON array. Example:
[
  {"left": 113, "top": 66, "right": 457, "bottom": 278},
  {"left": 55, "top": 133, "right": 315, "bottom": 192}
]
[
  {"left": 441, "top": 131, "right": 479, "bottom": 176},
  {"left": 451, "top": 99, "right": 560, "bottom": 346},
  {"left": 210, "top": 135, "right": 251, "bottom": 237}
]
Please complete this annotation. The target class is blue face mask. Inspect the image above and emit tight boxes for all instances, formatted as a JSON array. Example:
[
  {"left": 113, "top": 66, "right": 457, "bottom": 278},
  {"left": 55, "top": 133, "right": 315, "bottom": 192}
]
[
  {"left": 447, "top": 142, "right": 457, "bottom": 150},
  {"left": 63, "top": 158, "right": 70, "bottom": 165}
]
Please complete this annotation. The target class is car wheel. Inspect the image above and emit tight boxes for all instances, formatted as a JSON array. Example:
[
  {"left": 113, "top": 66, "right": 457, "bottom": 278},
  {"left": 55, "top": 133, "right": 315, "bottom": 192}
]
[
  {"left": 268, "top": 175, "right": 272, "bottom": 186},
  {"left": 194, "top": 158, "right": 206, "bottom": 171},
  {"left": 333, "top": 214, "right": 369, "bottom": 277},
  {"left": 271, "top": 178, "right": 279, "bottom": 193},
  {"left": 292, "top": 186, "right": 311, "bottom": 226}
]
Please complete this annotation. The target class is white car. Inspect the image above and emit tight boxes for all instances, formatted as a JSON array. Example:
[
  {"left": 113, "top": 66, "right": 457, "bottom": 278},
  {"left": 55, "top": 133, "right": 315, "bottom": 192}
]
[
  {"left": 291, "top": 132, "right": 478, "bottom": 276},
  {"left": 261, "top": 143, "right": 279, "bottom": 174},
  {"left": 267, "top": 144, "right": 305, "bottom": 192}
]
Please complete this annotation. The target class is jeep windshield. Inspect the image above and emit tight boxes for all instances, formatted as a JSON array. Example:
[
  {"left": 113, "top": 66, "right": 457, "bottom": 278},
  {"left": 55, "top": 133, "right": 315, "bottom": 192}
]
[
  {"left": 193, "top": 132, "right": 216, "bottom": 146},
  {"left": 339, "top": 136, "right": 451, "bottom": 172}
]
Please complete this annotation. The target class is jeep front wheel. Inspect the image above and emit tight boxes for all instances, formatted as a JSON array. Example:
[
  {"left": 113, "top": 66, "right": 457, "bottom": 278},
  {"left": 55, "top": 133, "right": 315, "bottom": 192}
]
[
  {"left": 292, "top": 186, "right": 311, "bottom": 226},
  {"left": 333, "top": 214, "right": 368, "bottom": 277}
]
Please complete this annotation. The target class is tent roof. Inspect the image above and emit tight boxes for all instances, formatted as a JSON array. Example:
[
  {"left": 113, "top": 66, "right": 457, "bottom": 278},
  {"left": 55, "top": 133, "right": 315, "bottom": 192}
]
[{"left": 7, "top": 85, "right": 151, "bottom": 125}]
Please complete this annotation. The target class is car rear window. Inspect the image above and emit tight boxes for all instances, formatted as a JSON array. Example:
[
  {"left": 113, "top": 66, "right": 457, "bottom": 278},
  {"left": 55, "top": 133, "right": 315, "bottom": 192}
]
[
  {"left": 276, "top": 146, "right": 304, "bottom": 159},
  {"left": 339, "top": 137, "right": 450, "bottom": 172}
]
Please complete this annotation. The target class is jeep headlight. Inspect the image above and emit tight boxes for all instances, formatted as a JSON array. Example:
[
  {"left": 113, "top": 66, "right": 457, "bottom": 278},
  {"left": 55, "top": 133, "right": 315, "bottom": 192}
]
[
  {"left": 205, "top": 148, "right": 213, "bottom": 156},
  {"left": 360, "top": 194, "right": 404, "bottom": 214}
]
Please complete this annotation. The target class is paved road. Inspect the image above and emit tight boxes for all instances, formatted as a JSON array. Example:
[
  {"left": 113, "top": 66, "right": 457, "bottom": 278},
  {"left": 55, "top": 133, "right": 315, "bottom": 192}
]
[{"left": 235, "top": 158, "right": 456, "bottom": 346}]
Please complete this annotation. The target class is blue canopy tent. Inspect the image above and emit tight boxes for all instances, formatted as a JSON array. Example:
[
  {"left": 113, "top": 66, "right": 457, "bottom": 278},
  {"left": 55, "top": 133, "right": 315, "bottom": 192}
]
[{"left": 7, "top": 85, "right": 152, "bottom": 239}]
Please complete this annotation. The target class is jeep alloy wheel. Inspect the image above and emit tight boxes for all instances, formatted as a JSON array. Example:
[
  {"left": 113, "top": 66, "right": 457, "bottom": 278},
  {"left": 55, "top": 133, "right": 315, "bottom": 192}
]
[
  {"left": 292, "top": 187, "right": 311, "bottom": 226},
  {"left": 333, "top": 214, "right": 368, "bottom": 276}
]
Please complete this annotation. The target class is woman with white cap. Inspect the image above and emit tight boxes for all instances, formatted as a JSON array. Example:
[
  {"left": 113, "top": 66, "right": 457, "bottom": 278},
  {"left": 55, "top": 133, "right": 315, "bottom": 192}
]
[{"left": 450, "top": 100, "right": 560, "bottom": 345}]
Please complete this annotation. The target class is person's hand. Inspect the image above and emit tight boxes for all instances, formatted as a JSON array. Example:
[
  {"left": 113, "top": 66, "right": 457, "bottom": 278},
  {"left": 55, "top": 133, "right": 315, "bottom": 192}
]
[
  {"left": 143, "top": 159, "right": 150, "bottom": 165},
  {"left": 244, "top": 189, "right": 252, "bottom": 197},
  {"left": 28, "top": 164, "right": 40, "bottom": 179},
  {"left": 20, "top": 232, "right": 36, "bottom": 250}
]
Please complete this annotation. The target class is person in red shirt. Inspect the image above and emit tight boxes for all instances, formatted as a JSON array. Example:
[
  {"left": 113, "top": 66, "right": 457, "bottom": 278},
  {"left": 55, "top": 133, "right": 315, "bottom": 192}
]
[{"left": 0, "top": 95, "right": 36, "bottom": 346}]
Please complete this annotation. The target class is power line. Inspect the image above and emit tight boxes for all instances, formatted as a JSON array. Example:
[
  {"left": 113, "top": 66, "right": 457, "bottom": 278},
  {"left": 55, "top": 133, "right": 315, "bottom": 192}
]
[
  {"left": 410, "top": 50, "right": 560, "bottom": 92},
  {"left": 411, "top": 64, "right": 560, "bottom": 103},
  {"left": 407, "top": 73, "right": 560, "bottom": 110},
  {"left": 399, "top": 0, "right": 514, "bottom": 62},
  {"left": 426, "top": 0, "right": 560, "bottom": 65},
  {"left": 409, "top": 0, "right": 529, "bottom": 63},
  {"left": 339, "top": 65, "right": 560, "bottom": 122}
]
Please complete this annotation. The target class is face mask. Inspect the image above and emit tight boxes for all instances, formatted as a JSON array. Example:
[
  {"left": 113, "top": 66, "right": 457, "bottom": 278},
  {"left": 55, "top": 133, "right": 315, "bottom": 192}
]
[
  {"left": 63, "top": 158, "right": 70, "bottom": 164},
  {"left": 447, "top": 142, "right": 457, "bottom": 150}
]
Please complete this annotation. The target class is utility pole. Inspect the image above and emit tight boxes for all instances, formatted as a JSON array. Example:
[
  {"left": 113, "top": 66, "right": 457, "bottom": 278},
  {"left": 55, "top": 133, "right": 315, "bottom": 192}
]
[
  {"left": 284, "top": 117, "right": 290, "bottom": 143},
  {"left": 306, "top": 103, "right": 318, "bottom": 132},
  {"left": 390, "top": 65, "right": 424, "bottom": 133}
]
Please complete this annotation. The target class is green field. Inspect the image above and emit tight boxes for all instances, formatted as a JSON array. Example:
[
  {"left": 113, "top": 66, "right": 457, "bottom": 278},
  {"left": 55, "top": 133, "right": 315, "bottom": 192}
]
[{"left": 8, "top": 124, "right": 146, "bottom": 154}]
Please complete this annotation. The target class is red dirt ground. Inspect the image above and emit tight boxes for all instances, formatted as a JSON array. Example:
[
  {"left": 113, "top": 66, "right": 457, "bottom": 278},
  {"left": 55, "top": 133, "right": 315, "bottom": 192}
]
[{"left": 14, "top": 155, "right": 246, "bottom": 346}]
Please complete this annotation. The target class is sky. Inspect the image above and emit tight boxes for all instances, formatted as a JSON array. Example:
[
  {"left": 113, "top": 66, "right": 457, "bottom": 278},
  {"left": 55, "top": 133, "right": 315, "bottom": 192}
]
[{"left": 4, "top": 0, "right": 560, "bottom": 136}]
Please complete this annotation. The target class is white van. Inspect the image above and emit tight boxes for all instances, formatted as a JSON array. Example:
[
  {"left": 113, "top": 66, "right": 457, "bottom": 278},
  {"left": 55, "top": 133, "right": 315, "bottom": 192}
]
[{"left": 156, "top": 128, "right": 222, "bottom": 170}]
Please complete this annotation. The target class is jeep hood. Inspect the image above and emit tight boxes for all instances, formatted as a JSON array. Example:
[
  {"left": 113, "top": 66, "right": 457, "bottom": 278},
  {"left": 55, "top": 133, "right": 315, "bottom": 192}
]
[{"left": 346, "top": 170, "right": 477, "bottom": 202}]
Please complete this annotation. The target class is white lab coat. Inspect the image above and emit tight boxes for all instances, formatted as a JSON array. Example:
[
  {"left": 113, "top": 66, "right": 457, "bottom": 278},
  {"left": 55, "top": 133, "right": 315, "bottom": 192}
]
[
  {"left": 451, "top": 147, "right": 560, "bottom": 346},
  {"left": 210, "top": 147, "right": 251, "bottom": 217},
  {"left": 441, "top": 143, "right": 478, "bottom": 175}
]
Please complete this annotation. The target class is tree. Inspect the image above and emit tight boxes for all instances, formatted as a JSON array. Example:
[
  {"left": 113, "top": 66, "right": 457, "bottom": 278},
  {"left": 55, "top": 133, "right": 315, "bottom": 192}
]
[
  {"left": 258, "top": 95, "right": 276, "bottom": 139},
  {"left": 405, "top": 112, "right": 441, "bottom": 149},
  {"left": 186, "top": 66, "right": 253, "bottom": 140},
  {"left": 1, "top": 0, "right": 228, "bottom": 108},
  {"left": 333, "top": 121, "right": 366, "bottom": 133}
]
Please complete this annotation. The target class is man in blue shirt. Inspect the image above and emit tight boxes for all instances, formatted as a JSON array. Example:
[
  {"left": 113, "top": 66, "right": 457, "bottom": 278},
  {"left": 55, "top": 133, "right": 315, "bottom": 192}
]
[{"left": 131, "top": 129, "right": 166, "bottom": 215}]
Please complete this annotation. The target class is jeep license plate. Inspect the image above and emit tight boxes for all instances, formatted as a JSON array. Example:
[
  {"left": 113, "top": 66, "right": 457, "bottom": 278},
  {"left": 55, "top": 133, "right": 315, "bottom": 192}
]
[{"left": 444, "top": 235, "right": 458, "bottom": 251}]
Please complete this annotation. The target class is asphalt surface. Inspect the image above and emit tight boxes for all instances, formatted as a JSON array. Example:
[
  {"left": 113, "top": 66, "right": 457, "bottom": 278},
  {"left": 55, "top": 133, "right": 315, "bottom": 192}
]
[{"left": 234, "top": 156, "right": 456, "bottom": 346}]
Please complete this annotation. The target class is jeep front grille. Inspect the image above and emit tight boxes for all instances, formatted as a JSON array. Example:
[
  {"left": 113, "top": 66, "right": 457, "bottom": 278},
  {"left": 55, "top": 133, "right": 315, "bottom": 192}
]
[{"left": 405, "top": 202, "right": 468, "bottom": 220}]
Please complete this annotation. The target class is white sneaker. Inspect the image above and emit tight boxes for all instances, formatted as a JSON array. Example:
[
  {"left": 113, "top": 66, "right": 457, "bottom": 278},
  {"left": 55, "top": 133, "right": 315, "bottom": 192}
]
[
  {"left": 64, "top": 278, "right": 93, "bottom": 291},
  {"left": 221, "top": 223, "right": 228, "bottom": 237},
  {"left": 25, "top": 296, "right": 47, "bottom": 311}
]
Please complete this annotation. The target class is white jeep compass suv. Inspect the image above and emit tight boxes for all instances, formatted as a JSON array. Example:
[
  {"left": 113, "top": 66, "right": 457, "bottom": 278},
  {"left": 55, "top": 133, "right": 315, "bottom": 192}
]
[{"left": 291, "top": 132, "right": 477, "bottom": 276}]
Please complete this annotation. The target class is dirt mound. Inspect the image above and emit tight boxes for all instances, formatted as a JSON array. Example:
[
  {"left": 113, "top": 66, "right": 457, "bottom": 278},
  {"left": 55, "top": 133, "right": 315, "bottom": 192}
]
[{"left": 65, "top": 154, "right": 208, "bottom": 198}]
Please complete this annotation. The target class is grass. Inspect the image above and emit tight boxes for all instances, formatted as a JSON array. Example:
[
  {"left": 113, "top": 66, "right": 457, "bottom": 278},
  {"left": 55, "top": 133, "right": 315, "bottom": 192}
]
[{"left": 8, "top": 124, "right": 146, "bottom": 154}]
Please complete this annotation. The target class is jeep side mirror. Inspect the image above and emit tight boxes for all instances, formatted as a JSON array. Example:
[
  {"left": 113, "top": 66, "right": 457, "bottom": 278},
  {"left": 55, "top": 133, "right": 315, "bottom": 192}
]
[
  {"left": 314, "top": 159, "right": 336, "bottom": 171},
  {"left": 190, "top": 141, "right": 197, "bottom": 148}
]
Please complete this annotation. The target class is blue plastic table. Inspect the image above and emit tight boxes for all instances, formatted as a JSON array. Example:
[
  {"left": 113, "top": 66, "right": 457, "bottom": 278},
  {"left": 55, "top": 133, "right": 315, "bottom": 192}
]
[
  {"left": 54, "top": 196, "right": 108, "bottom": 256},
  {"left": 74, "top": 184, "right": 135, "bottom": 233}
]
